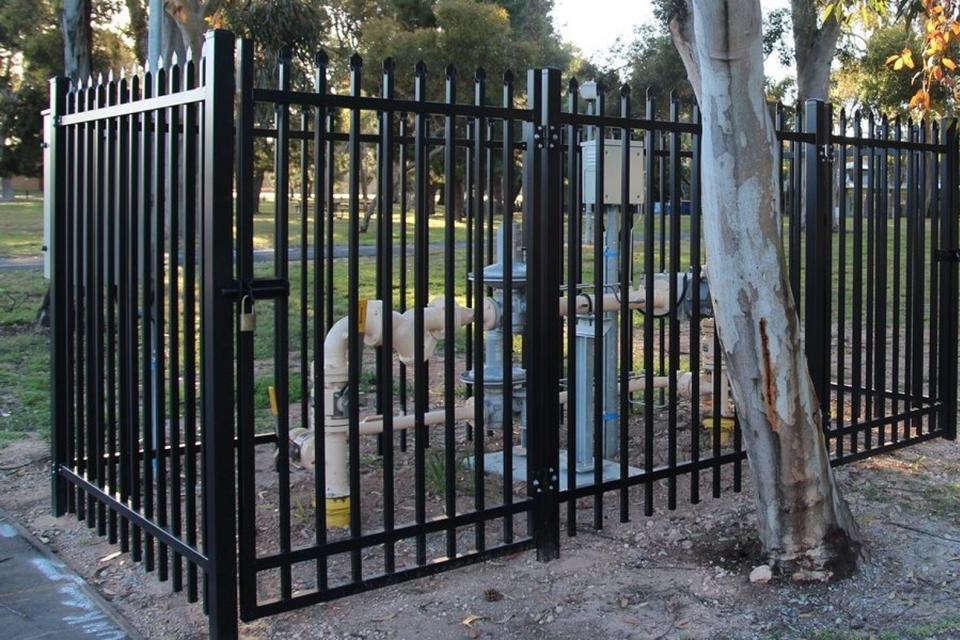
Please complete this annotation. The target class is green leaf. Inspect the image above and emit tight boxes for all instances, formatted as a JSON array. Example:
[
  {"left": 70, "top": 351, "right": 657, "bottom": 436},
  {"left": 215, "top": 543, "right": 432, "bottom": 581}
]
[{"left": 822, "top": 2, "right": 836, "bottom": 22}]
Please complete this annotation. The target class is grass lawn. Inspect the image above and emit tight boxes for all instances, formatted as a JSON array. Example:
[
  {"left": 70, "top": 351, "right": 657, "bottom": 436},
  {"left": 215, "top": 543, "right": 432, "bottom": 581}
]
[
  {"left": 0, "top": 194, "right": 49, "bottom": 447},
  {"left": 0, "top": 189, "right": 942, "bottom": 450},
  {"left": 0, "top": 274, "right": 49, "bottom": 447},
  {"left": 0, "top": 195, "right": 45, "bottom": 259}
]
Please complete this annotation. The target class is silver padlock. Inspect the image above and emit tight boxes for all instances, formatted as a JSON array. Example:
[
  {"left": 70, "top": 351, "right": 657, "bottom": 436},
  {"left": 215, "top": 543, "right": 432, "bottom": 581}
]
[{"left": 240, "top": 294, "right": 256, "bottom": 333}]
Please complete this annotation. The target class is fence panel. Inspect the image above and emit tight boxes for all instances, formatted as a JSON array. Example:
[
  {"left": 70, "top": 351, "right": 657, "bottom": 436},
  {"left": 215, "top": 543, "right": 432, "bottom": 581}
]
[
  {"left": 49, "top": 31, "right": 958, "bottom": 633},
  {"left": 49, "top": 29, "right": 240, "bottom": 639}
]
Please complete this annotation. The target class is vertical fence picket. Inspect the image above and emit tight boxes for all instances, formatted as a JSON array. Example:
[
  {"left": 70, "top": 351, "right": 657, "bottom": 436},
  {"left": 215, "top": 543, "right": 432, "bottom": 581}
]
[
  {"left": 182, "top": 52, "right": 199, "bottom": 603},
  {"left": 442, "top": 64, "right": 458, "bottom": 560},
  {"left": 667, "top": 92, "right": 681, "bottom": 511},
  {"left": 347, "top": 54, "right": 365, "bottom": 579},
  {"left": 501, "top": 70, "right": 516, "bottom": 544},
  {"left": 104, "top": 71, "right": 119, "bottom": 545},
  {"left": 939, "top": 119, "right": 959, "bottom": 441},
  {"left": 892, "top": 116, "right": 903, "bottom": 443},
  {"left": 836, "top": 108, "right": 848, "bottom": 456},
  {"left": 116, "top": 69, "right": 130, "bottom": 552},
  {"left": 618, "top": 85, "right": 631, "bottom": 523},
  {"left": 643, "top": 90, "right": 657, "bottom": 512},
  {"left": 311, "top": 47, "right": 330, "bottom": 592},
  {"left": 473, "top": 68, "right": 488, "bottom": 551},
  {"left": 689, "top": 103, "right": 702, "bottom": 504},
  {"left": 565, "top": 78, "right": 579, "bottom": 536},
  {"left": 379, "top": 58, "right": 396, "bottom": 573},
  {"left": 412, "top": 61, "right": 428, "bottom": 566},
  {"left": 591, "top": 85, "right": 605, "bottom": 530},
  {"left": 274, "top": 46, "right": 293, "bottom": 599}
]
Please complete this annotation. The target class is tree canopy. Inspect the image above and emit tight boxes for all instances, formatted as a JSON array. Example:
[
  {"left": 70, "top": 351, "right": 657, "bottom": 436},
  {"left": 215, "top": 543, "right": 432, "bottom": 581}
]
[{"left": 0, "top": 0, "right": 132, "bottom": 181}]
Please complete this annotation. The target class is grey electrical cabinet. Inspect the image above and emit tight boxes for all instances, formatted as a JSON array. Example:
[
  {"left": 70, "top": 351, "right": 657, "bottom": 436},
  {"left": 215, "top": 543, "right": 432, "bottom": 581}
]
[{"left": 581, "top": 139, "right": 645, "bottom": 206}]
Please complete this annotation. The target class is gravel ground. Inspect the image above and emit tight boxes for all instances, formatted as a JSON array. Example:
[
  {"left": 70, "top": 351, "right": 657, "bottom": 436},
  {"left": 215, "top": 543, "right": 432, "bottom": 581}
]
[{"left": 2, "top": 436, "right": 959, "bottom": 640}]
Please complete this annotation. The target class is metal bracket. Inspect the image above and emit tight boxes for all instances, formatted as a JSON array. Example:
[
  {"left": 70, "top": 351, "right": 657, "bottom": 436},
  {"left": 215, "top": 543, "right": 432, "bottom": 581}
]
[
  {"left": 936, "top": 248, "right": 960, "bottom": 262},
  {"left": 532, "top": 466, "right": 559, "bottom": 493},
  {"left": 222, "top": 277, "right": 289, "bottom": 300},
  {"left": 818, "top": 143, "right": 835, "bottom": 164}
]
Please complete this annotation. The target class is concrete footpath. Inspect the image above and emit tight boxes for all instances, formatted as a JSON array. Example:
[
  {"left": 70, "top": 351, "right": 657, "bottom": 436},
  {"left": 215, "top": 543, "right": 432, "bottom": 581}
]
[{"left": 0, "top": 510, "right": 139, "bottom": 640}]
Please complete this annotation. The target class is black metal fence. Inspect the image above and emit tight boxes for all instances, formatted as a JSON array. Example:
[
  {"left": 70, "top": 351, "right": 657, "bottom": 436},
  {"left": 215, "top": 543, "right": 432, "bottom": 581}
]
[{"left": 47, "top": 30, "right": 958, "bottom": 638}]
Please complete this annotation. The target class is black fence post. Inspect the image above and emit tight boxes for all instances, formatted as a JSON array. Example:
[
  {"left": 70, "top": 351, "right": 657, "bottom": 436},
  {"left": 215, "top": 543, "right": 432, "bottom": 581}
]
[
  {"left": 201, "top": 29, "right": 239, "bottom": 639},
  {"left": 49, "top": 77, "right": 69, "bottom": 517},
  {"left": 527, "top": 68, "right": 561, "bottom": 561},
  {"left": 234, "top": 36, "right": 257, "bottom": 620},
  {"left": 803, "top": 99, "right": 833, "bottom": 422},
  {"left": 939, "top": 118, "right": 959, "bottom": 440}
]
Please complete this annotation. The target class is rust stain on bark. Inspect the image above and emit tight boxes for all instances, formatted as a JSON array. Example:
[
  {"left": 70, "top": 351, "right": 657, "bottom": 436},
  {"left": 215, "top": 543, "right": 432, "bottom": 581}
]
[{"left": 759, "top": 318, "right": 779, "bottom": 432}]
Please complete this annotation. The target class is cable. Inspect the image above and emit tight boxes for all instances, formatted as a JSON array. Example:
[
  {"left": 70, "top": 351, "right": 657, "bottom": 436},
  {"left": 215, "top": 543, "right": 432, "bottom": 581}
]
[{"left": 634, "top": 272, "right": 690, "bottom": 318}]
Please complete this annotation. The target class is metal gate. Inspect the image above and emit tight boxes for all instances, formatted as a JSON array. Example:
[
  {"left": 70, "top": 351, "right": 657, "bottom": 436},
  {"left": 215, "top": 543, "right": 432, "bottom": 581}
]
[
  {"left": 47, "top": 29, "right": 958, "bottom": 638},
  {"left": 231, "top": 44, "right": 557, "bottom": 620}
]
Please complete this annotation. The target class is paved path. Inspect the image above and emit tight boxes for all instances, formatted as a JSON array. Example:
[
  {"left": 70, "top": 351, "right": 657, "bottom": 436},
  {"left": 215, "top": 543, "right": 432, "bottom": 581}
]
[
  {"left": 0, "top": 257, "right": 43, "bottom": 271},
  {"left": 0, "top": 242, "right": 467, "bottom": 272},
  {"left": 0, "top": 511, "right": 137, "bottom": 640}
]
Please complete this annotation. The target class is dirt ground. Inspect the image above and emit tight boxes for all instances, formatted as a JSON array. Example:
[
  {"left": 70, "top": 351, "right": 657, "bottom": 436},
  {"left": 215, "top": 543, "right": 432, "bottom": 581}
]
[{"left": 2, "top": 435, "right": 960, "bottom": 640}]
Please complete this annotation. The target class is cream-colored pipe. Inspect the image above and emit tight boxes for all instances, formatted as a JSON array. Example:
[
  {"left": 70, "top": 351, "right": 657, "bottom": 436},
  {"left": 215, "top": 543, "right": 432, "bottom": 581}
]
[
  {"left": 556, "top": 372, "right": 714, "bottom": 405},
  {"left": 291, "top": 399, "right": 476, "bottom": 476},
  {"left": 357, "top": 396, "right": 476, "bottom": 435},
  {"left": 323, "top": 298, "right": 496, "bottom": 377},
  {"left": 557, "top": 280, "right": 672, "bottom": 317}
]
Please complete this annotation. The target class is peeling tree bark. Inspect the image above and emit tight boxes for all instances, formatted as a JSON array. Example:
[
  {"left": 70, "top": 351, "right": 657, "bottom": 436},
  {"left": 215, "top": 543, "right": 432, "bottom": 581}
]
[
  {"left": 62, "top": 0, "right": 92, "bottom": 82},
  {"left": 669, "top": 0, "right": 861, "bottom": 578}
]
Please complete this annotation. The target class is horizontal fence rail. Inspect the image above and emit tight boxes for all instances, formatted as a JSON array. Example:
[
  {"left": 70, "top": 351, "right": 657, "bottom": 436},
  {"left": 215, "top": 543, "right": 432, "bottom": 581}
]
[{"left": 48, "top": 30, "right": 959, "bottom": 637}]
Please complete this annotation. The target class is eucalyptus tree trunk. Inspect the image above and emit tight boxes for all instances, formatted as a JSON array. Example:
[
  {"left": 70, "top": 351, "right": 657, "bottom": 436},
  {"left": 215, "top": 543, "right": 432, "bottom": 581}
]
[
  {"left": 669, "top": 0, "right": 860, "bottom": 578},
  {"left": 163, "top": 0, "right": 223, "bottom": 60},
  {"left": 791, "top": 1, "right": 842, "bottom": 228},
  {"left": 791, "top": 0, "right": 839, "bottom": 104},
  {"left": 62, "top": 0, "right": 92, "bottom": 82}
]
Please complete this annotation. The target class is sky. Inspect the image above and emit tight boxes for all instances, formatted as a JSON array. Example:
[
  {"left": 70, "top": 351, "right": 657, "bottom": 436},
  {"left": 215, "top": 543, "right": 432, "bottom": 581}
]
[{"left": 551, "top": 0, "right": 794, "bottom": 82}]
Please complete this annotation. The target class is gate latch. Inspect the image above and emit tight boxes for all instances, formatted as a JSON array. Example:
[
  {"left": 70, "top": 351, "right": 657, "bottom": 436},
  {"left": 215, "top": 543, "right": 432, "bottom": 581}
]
[{"left": 936, "top": 249, "right": 960, "bottom": 262}]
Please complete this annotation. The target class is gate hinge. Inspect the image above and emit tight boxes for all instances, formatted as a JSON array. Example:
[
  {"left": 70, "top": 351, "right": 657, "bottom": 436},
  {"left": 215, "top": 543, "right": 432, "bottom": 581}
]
[
  {"left": 937, "top": 249, "right": 960, "bottom": 262},
  {"left": 819, "top": 143, "right": 835, "bottom": 164},
  {"left": 222, "top": 278, "right": 289, "bottom": 300},
  {"left": 531, "top": 466, "right": 559, "bottom": 494}
]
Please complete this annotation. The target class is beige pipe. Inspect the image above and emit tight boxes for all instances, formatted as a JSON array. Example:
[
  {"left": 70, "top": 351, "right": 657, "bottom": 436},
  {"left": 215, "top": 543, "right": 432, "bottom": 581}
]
[
  {"left": 323, "top": 298, "right": 495, "bottom": 378},
  {"left": 556, "top": 372, "right": 714, "bottom": 405},
  {"left": 557, "top": 280, "right": 672, "bottom": 317},
  {"left": 357, "top": 396, "right": 476, "bottom": 435},
  {"left": 291, "top": 399, "right": 477, "bottom": 477}
]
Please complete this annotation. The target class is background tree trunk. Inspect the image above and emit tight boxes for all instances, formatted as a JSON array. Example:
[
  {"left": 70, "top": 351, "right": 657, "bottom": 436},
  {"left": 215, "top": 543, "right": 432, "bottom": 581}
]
[
  {"left": 670, "top": 0, "right": 860, "bottom": 578},
  {"left": 0, "top": 177, "right": 14, "bottom": 202},
  {"left": 253, "top": 167, "right": 265, "bottom": 216},
  {"left": 791, "top": 1, "right": 842, "bottom": 227},
  {"left": 62, "top": 0, "right": 92, "bottom": 82},
  {"left": 127, "top": 0, "right": 149, "bottom": 63},
  {"left": 162, "top": 0, "right": 221, "bottom": 61},
  {"left": 792, "top": 0, "right": 840, "bottom": 104}
]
